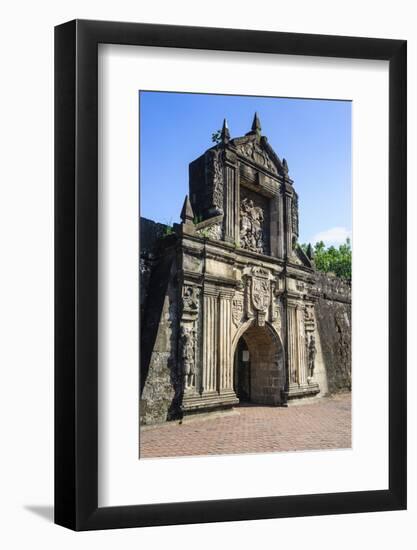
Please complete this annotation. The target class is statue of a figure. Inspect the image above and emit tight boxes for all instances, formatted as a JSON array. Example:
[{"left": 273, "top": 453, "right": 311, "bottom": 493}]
[
  {"left": 308, "top": 334, "right": 317, "bottom": 378},
  {"left": 180, "top": 326, "right": 195, "bottom": 389}
]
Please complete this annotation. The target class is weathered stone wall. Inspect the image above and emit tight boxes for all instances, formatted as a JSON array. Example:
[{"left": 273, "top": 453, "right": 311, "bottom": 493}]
[
  {"left": 314, "top": 272, "right": 351, "bottom": 394},
  {"left": 140, "top": 217, "right": 167, "bottom": 326},
  {"left": 140, "top": 218, "right": 180, "bottom": 425}
]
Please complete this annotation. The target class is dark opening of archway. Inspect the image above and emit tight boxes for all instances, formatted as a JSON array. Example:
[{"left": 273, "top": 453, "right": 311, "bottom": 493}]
[
  {"left": 234, "top": 338, "right": 251, "bottom": 402},
  {"left": 233, "top": 324, "right": 285, "bottom": 406}
]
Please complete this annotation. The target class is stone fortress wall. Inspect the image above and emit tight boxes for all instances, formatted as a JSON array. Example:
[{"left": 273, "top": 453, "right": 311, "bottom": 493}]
[{"left": 314, "top": 272, "right": 352, "bottom": 394}]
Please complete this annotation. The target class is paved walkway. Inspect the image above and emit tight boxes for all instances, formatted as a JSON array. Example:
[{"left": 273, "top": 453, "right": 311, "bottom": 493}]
[{"left": 140, "top": 393, "right": 351, "bottom": 458}]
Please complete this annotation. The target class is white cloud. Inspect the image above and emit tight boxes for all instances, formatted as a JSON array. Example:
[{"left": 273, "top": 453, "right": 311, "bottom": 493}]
[{"left": 310, "top": 227, "right": 351, "bottom": 247}]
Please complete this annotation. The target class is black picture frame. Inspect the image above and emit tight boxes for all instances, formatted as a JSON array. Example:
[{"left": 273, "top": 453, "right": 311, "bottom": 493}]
[{"left": 55, "top": 19, "right": 407, "bottom": 531}]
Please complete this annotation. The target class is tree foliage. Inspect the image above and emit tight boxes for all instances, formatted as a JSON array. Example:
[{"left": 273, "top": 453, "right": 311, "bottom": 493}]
[
  {"left": 211, "top": 129, "right": 222, "bottom": 144},
  {"left": 301, "top": 238, "right": 351, "bottom": 280}
]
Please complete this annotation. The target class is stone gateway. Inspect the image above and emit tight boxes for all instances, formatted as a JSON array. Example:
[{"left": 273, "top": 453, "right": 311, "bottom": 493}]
[{"left": 140, "top": 114, "right": 351, "bottom": 425}]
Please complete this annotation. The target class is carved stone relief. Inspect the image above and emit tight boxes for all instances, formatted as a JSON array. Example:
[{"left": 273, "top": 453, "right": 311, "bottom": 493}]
[
  {"left": 236, "top": 141, "right": 277, "bottom": 174},
  {"left": 240, "top": 197, "right": 265, "bottom": 254},
  {"left": 291, "top": 193, "right": 299, "bottom": 246},
  {"left": 270, "top": 282, "right": 281, "bottom": 331},
  {"left": 296, "top": 280, "right": 305, "bottom": 292},
  {"left": 303, "top": 303, "right": 317, "bottom": 384},
  {"left": 182, "top": 285, "right": 200, "bottom": 312},
  {"left": 304, "top": 304, "right": 315, "bottom": 323},
  {"left": 197, "top": 222, "right": 222, "bottom": 241},
  {"left": 205, "top": 149, "right": 224, "bottom": 213},
  {"left": 250, "top": 267, "right": 271, "bottom": 326},
  {"left": 180, "top": 324, "right": 196, "bottom": 390},
  {"left": 251, "top": 277, "right": 270, "bottom": 311},
  {"left": 304, "top": 304, "right": 316, "bottom": 334},
  {"left": 181, "top": 285, "right": 200, "bottom": 392},
  {"left": 232, "top": 296, "right": 244, "bottom": 326},
  {"left": 307, "top": 334, "right": 317, "bottom": 379}
]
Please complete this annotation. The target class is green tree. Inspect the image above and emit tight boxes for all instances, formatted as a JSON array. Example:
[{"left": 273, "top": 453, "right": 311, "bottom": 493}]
[
  {"left": 301, "top": 238, "right": 351, "bottom": 280},
  {"left": 211, "top": 129, "right": 222, "bottom": 144}
]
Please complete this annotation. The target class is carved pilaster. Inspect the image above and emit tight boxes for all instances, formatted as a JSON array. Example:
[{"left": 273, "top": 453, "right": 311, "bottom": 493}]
[
  {"left": 287, "top": 304, "right": 298, "bottom": 385},
  {"left": 218, "top": 292, "right": 233, "bottom": 391},
  {"left": 296, "top": 305, "right": 307, "bottom": 386},
  {"left": 202, "top": 286, "right": 218, "bottom": 393},
  {"left": 277, "top": 192, "right": 284, "bottom": 258},
  {"left": 284, "top": 193, "right": 293, "bottom": 257},
  {"left": 224, "top": 165, "right": 237, "bottom": 243}
]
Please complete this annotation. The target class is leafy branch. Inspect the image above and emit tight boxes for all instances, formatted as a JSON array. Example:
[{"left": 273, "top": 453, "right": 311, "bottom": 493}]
[{"left": 300, "top": 238, "right": 351, "bottom": 280}]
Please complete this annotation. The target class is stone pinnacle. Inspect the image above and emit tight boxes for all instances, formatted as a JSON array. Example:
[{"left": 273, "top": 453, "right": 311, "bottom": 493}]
[{"left": 180, "top": 195, "right": 194, "bottom": 224}]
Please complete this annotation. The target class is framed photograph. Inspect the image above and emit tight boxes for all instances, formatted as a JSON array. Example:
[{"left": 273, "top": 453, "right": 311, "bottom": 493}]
[{"left": 55, "top": 19, "right": 406, "bottom": 530}]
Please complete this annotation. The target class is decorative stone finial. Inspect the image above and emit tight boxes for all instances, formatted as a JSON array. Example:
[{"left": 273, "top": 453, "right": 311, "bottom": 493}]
[
  {"left": 282, "top": 158, "right": 289, "bottom": 175},
  {"left": 180, "top": 195, "right": 194, "bottom": 225},
  {"left": 306, "top": 243, "right": 314, "bottom": 260},
  {"left": 251, "top": 112, "right": 262, "bottom": 135},
  {"left": 220, "top": 118, "right": 230, "bottom": 143}
]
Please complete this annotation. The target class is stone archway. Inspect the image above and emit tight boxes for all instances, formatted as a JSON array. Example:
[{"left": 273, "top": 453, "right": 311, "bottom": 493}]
[{"left": 233, "top": 322, "right": 285, "bottom": 406}]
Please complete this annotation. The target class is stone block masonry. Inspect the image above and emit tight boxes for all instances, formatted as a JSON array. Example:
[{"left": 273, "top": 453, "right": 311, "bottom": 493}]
[{"left": 314, "top": 272, "right": 351, "bottom": 394}]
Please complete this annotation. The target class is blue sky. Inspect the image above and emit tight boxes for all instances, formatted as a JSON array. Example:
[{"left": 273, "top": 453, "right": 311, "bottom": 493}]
[{"left": 139, "top": 91, "right": 351, "bottom": 246}]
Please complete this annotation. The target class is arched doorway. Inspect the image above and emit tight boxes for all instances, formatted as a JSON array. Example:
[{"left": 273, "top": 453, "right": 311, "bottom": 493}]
[{"left": 233, "top": 323, "right": 285, "bottom": 406}]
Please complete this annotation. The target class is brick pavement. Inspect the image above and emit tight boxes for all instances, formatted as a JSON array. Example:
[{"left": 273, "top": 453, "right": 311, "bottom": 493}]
[{"left": 140, "top": 393, "right": 351, "bottom": 458}]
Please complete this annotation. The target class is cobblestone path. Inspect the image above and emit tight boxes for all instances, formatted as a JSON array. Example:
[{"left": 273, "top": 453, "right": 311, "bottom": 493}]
[{"left": 140, "top": 393, "right": 351, "bottom": 458}]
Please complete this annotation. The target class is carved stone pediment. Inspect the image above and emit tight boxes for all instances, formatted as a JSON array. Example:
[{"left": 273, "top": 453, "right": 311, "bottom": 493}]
[{"left": 234, "top": 137, "right": 278, "bottom": 175}]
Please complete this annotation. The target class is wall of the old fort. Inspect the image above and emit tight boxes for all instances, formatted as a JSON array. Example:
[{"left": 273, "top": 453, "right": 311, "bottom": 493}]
[
  {"left": 140, "top": 218, "right": 180, "bottom": 425},
  {"left": 314, "top": 272, "right": 352, "bottom": 394},
  {"left": 139, "top": 219, "right": 352, "bottom": 424},
  {"left": 140, "top": 269, "right": 179, "bottom": 425}
]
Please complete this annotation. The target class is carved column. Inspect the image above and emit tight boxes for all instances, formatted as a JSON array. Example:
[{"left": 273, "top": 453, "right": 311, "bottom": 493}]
[
  {"left": 202, "top": 286, "right": 218, "bottom": 393},
  {"left": 219, "top": 290, "right": 234, "bottom": 392}
]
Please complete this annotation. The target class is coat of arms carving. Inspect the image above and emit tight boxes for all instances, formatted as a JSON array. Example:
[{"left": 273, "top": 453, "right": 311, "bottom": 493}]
[
  {"left": 232, "top": 296, "right": 244, "bottom": 326},
  {"left": 251, "top": 277, "right": 270, "bottom": 312}
]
